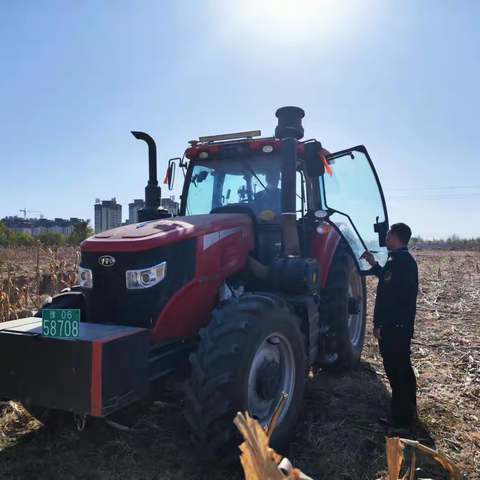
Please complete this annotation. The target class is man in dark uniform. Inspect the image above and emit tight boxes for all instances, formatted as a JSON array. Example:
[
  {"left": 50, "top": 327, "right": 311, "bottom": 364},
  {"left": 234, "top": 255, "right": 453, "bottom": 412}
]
[{"left": 362, "top": 223, "right": 419, "bottom": 430}]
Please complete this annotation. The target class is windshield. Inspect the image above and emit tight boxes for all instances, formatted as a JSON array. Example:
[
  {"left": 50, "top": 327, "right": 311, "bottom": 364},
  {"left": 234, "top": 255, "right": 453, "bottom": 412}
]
[{"left": 186, "top": 156, "right": 283, "bottom": 223}]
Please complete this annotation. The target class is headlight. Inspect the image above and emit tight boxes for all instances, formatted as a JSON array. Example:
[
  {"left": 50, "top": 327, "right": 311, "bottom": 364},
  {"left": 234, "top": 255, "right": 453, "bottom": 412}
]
[
  {"left": 78, "top": 266, "right": 93, "bottom": 288},
  {"left": 126, "top": 262, "right": 167, "bottom": 290}
]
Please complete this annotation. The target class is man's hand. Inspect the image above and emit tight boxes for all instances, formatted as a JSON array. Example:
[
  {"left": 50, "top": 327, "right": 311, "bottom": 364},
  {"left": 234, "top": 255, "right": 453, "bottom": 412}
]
[
  {"left": 373, "top": 327, "right": 382, "bottom": 340},
  {"left": 361, "top": 250, "right": 377, "bottom": 267}
]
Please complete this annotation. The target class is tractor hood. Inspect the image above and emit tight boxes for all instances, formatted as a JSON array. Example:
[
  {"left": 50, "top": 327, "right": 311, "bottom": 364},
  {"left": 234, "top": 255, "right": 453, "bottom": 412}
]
[{"left": 81, "top": 214, "right": 253, "bottom": 253}]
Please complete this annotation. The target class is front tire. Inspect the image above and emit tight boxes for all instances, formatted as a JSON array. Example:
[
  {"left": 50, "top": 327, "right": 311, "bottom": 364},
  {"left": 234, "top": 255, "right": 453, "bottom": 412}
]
[
  {"left": 184, "top": 295, "right": 306, "bottom": 457},
  {"left": 320, "top": 242, "right": 367, "bottom": 368}
]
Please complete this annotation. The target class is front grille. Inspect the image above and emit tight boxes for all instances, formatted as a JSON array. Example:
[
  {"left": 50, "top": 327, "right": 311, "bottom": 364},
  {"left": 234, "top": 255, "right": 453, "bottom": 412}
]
[{"left": 80, "top": 239, "right": 196, "bottom": 329}]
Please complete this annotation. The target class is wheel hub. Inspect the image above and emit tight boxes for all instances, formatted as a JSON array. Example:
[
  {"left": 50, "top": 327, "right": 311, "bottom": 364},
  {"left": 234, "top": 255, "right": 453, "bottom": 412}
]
[
  {"left": 247, "top": 332, "right": 295, "bottom": 427},
  {"left": 256, "top": 361, "right": 281, "bottom": 400},
  {"left": 348, "top": 296, "right": 361, "bottom": 315}
]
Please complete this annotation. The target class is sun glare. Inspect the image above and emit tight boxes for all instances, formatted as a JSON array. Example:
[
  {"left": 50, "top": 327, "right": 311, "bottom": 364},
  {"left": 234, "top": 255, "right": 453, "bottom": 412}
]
[{"left": 222, "top": 0, "right": 364, "bottom": 46}]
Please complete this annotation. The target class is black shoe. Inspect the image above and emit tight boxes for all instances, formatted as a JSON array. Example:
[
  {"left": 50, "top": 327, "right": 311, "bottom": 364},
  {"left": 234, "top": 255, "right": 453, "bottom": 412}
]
[
  {"left": 389, "top": 420, "right": 414, "bottom": 437},
  {"left": 384, "top": 425, "right": 410, "bottom": 438}
]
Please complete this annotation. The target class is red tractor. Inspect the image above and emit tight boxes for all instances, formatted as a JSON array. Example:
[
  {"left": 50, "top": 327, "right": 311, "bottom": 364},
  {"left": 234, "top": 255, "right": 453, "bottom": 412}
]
[{"left": 0, "top": 107, "right": 389, "bottom": 452}]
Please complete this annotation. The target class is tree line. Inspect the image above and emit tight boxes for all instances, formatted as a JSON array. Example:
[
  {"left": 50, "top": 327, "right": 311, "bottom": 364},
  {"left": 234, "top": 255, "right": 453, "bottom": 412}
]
[
  {"left": 410, "top": 234, "right": 480, "bottom": 246},
  {"left": 0, "top": 220, "right": 93, "bottom": 247}
]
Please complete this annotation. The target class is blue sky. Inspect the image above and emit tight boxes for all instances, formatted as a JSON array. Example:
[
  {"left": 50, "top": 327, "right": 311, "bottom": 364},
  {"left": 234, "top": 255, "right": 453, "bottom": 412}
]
[{"left": 1, "top": 0, "right": 479, "bottom": 238}]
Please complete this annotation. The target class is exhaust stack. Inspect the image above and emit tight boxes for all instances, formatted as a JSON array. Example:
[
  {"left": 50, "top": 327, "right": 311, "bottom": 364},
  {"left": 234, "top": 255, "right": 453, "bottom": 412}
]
[
  {"left": 131, "top": 131, "right": 162, "bottom": 222},
  {"left": 275, "top": 107, "right": 304, "bottom": 257}
]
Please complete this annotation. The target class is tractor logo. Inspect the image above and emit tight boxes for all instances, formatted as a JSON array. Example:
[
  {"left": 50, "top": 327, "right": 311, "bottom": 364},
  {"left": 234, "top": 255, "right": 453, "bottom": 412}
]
[{"left": 99, "top": 255, "right": 116, "bottom": 267}]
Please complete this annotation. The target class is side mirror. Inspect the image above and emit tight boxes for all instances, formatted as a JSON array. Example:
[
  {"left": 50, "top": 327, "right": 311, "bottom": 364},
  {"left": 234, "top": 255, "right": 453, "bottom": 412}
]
[
  {"left": 374, "top": 217, "right": 388, "bottom": 247},
  {"left": 167, "top": 159, "right": 177, "bottom": 191},
  {"left": 304, "top": 141, "right": 325, "bottom": 177}
]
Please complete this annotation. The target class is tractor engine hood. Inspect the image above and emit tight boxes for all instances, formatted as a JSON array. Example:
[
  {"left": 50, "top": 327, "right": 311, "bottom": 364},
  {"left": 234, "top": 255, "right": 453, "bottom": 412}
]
[
  {"left": 81, "top": 214, "right": 253, "bottom": 253},
  {"left": 78, "top": 213, "right": 254, "bottom": 335}
]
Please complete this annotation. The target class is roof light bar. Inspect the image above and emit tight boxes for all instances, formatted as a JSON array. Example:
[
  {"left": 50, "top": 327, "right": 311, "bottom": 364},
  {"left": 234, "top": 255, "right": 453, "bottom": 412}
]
[{"left": 199, "top": 130, "right": 261, "bottom": 143}]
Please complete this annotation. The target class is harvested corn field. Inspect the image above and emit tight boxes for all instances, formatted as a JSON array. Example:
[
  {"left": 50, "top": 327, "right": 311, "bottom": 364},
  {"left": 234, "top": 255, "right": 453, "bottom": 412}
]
[{"left": 0, "top": 248, "right": 479, "bottom": 479}]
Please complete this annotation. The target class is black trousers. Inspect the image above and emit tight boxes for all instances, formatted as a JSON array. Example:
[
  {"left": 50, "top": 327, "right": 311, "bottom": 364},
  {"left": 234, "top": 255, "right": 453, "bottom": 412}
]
[{"left": 379, "top": 328, "right": 417, "bottom": 427}]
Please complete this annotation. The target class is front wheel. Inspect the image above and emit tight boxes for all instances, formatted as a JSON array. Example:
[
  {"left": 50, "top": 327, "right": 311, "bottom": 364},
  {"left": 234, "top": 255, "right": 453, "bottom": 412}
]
[{"left": 184, "top": 295, "right": 306, "bottom": 457}]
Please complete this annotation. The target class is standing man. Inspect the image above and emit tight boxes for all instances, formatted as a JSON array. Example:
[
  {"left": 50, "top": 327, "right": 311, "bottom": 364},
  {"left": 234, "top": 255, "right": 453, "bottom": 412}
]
[{"left": 362, "top": 223, "right": 419, "bottom": 431}]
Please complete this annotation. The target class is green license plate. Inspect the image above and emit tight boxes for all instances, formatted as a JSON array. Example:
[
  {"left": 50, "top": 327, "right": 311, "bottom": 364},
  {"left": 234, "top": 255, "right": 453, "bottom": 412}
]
[{"left": 42, "top": 309, "right": 80, "bottom": 339}]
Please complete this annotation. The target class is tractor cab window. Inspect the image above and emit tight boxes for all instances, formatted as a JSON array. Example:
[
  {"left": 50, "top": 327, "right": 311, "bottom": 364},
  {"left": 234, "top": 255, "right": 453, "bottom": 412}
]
[
  {"left": 322, "top": 147, "right": 389, "bottom": 270},
  {"left": 186, "top": 157, "right": 283, "bottom": 223}
]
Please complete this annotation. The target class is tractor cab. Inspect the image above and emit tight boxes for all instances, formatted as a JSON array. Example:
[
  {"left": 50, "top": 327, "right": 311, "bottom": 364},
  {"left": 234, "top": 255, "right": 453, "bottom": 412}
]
[
  {"left": 179, "top": 134, "right": 311, "bottom": 265},
  {"left": 177, "top": 130, "right": 389, "bottom": 271}
]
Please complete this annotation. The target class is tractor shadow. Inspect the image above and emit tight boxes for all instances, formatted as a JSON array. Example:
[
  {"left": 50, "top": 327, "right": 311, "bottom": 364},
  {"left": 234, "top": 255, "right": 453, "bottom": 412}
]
[
  {"left": 0, "top": 365, "right": 444, "bottom": 480},
  {"left": 290, "top": 360, "right": 448, "bottom": 479}
]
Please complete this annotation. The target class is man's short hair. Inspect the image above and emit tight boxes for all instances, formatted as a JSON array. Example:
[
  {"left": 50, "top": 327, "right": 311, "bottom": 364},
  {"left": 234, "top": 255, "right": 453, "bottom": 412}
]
[{"left": 390, "top": 223, "right": 412, "bottom": 245}]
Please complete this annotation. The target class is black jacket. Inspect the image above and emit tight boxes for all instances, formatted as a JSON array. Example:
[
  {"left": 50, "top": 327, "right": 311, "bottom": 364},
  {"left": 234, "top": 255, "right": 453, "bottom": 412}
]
[{"left": 371, "top": 247, "right": 418, "bottom": 333}]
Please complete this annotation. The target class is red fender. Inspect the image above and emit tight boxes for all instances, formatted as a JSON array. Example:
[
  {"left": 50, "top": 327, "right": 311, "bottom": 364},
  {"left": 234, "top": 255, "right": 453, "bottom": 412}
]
[{"left": 310, "top": 228, "right": 342, "bottom": 288}]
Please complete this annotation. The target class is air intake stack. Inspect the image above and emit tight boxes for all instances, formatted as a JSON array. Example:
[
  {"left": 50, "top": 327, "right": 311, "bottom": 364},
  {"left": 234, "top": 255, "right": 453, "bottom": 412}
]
[
  {"left": 131, "top": 131, "right": 170, "bottom": 222},
  {"left": 275, "top": 106, "right": 305, "bottom": 258}
]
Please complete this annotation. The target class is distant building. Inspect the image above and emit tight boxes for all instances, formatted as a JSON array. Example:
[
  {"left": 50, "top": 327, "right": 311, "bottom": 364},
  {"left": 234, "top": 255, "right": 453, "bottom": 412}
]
[
  {"left": 5, "top": 218, "right": 35, "bottom": 234},
  {"left": 1, "top": 216, "right": 84, "bottom": 237},
  {"left": 160, "top": 196, "right": 180, "bottom": 216},
  {"left": 94, "top": 198, "right": 122, "bottom": 233},
  {"left": 128, "top": 199, "right": 145, "bottom": 225}
]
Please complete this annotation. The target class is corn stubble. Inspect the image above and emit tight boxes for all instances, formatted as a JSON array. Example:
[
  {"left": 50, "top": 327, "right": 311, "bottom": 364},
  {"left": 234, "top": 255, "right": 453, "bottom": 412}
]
[{"left": 235, "top": 412, "right": 464, "bottom": 480}]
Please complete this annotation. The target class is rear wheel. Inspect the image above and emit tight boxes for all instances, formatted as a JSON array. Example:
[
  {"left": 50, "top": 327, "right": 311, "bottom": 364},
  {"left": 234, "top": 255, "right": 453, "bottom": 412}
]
[
  {"left": 184, "top": 295, "right": 306, "bottom": 457},
  {"left": 320, "top": 243, "right": 367, "bottom": 368}
]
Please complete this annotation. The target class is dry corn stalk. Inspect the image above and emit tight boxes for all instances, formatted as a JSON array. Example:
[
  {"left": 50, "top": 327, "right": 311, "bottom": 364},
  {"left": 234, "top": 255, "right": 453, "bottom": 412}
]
[
  {"left": 5, "top": 248, "right": 11, "bottom": 320},
  {"left": 400, "top": 438, "right": 464, "bottom": 480},
  {"left": 387, "top": 438, "right": 404, "bottom": 480},
  {"left": 0, "top": 291, "right": 10, "bottom": 322},
  {"left": 234, "top": 392, "right": 314, "bottom": 480},
  {"left": 266, "top": 392, "right": 288, "bottom": 439},
  {"left": 234, "top": 411, "right": 314, "bottom": 480},
  {"left": 35, "top": 242, "right": 41, "bottom": 295},
  {"left": 386, "top": 437, "right": 464, "bottom": 480},
  {"left": 234, "top": 412, "right": 285, "bottom": 480}
]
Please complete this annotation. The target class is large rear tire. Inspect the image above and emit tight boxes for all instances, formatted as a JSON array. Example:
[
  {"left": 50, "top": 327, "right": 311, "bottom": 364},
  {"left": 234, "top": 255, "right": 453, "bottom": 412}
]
[
  {"left": 184, "top": 294, "right": 306, "bottom": 457},
  {"left": 320, "top": 242, "right": 367, "bottom": 368}
]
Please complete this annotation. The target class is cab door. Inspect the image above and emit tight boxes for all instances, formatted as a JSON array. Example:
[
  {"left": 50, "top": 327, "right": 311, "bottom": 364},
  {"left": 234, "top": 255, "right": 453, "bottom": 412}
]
[{"left": 322, "top": 145, "right": 389, "bottom": 271}]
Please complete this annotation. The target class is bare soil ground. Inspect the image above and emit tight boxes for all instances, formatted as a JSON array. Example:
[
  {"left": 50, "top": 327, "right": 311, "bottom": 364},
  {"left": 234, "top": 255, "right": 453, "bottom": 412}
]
[{"left": 0, "top": 249, "right": 479, "bottom": 479}]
